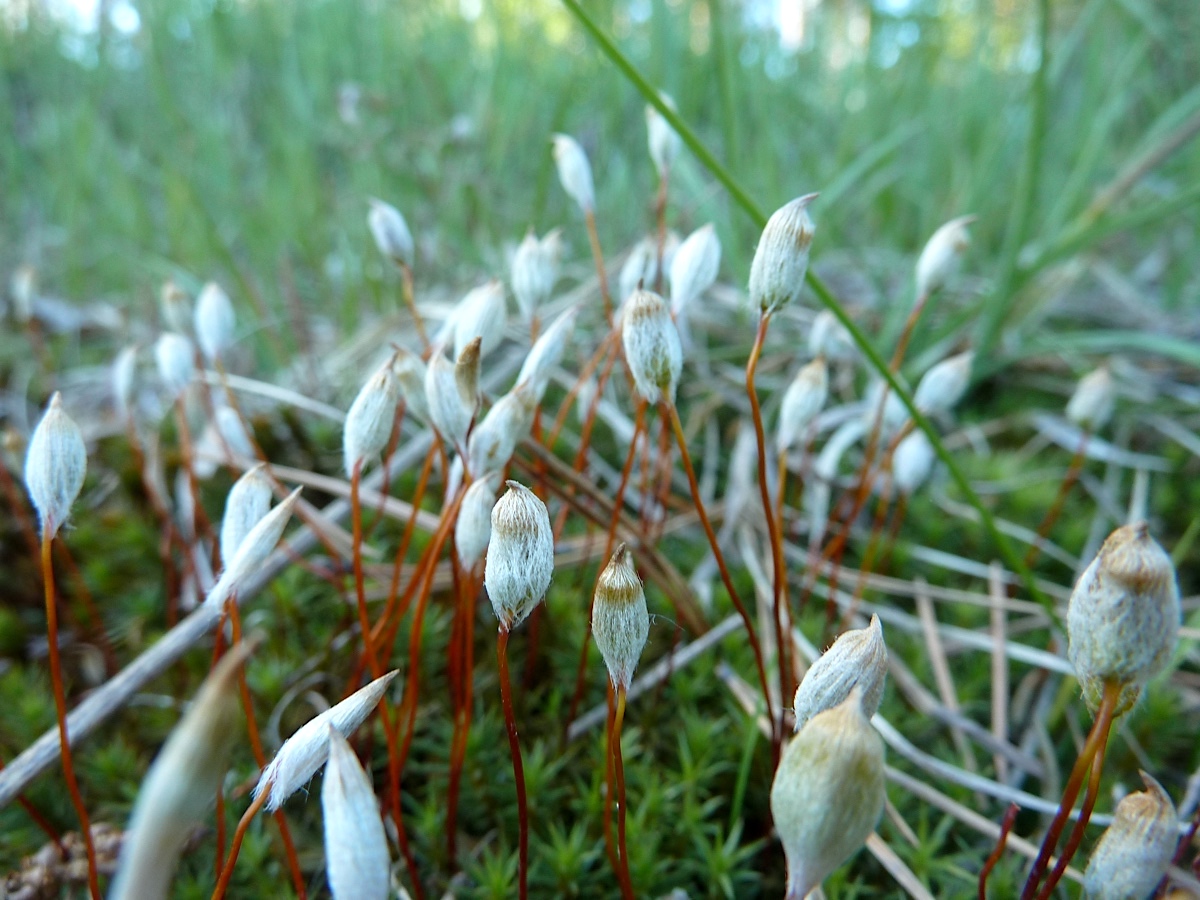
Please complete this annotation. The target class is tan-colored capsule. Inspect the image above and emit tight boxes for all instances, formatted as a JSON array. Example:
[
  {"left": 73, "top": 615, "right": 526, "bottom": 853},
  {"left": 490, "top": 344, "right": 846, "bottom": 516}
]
[
  {"left": 592, "top": 544, "right": 650, "bottom": 692},
  {"left": 1082, "top": 771, "right": 1178, "bottom": 900}
]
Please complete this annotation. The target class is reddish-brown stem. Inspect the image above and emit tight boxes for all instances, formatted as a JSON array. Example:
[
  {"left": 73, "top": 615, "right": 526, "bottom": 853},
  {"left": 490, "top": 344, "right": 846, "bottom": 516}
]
[
  {"left": 0, "top": 757, "right": 63, "bottom": 854},
  {"left": 446, "top": 567, "right": 481, "bottom": 864},
  {"left": 584, "top": 208, "right": 613, "bottom": 325},
  {"left": 548, "top": 330, "right": 618, "bottom": 450},
  {"left": 1025, "top": 433, "right": 1090, "bottom": 569},
  {"left": 653, "top": 173, "right": 669, "bottom": 295},
  {"left": 214, "top": 784, "right": 226, "bottom": 880},
  {"left": 40, "top": 531, "right": 100, "bottom": 900},
  {"left": 844, "top": 478, "right": 894, "bottom": 627},
  {"left": 978, "top": 802, "right": 1020, "bottom": 899},
  {"left": 497, "top": 627, "right": 530, "bottom": 900},
  {"left": 746, "top": 312, "right": 791, "bottom": 729},
  {"left": 891, "top": 294, "right": 928, "bottom": 374},
  {"left": 1020, "top": 679, "right": 1121, "bottom": 899},
  {"left": 211, "top": 789, "right": 269, "bottom": 900},
  {"left": 399, "top": 263, "right": 430, "bottom": 350},
  {"left": 612, "top": 688, "right": 635, "bottom": 900},
  {"left": 602, "top": 690, "right": 619, "bottom": 878},
  {"left": 665, "top": 403, "right": 777, "bottom": 755}
]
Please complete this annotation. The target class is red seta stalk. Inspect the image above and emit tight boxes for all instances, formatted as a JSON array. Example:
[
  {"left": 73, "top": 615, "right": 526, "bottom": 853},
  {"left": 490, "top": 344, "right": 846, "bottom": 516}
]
[{"left": 497, "top": 626, "right": 530, "bottom": 900}]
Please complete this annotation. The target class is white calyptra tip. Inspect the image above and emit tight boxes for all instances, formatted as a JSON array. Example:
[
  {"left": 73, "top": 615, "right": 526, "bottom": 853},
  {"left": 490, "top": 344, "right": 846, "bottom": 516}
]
[
  {"left": 194, "top": 282, "right": 235, "bottom": 363},
  {"left": 777, "top": 357, "right": 828, "bottom": 455},
  {"left": 112, "top": 345, "right": 138, "bottom": 421},
  {"left": 205, "top": 489, "right": 301, "bottom": 611},
  {"left": 646, "top": 96, "right": 682, "bottom": 178},
  {"left": 748, "top": 194, "right": 818, "bottom": 315},
  {"left": 424, "top": 348, "right": 472, "bottom": 450},
  {"left": 1066, "top": 365, "right": 1115, "bottom": 432},
  {"left": 793, "top": 615, "right": 887, "bottom": 732},
  {"left": 891, "top": 430, "right": 935, "bottom": 497},
  {"left": 511, "top": 228, "right": 562, "bottom": 324},
  {"left": 551, "top": 133, "right": 595, "bottom": 214},
  {"left": 669, "top": 223, "right": 721, "bottom": 318},
  {"left": 808, "top": 309, "right": 855, "bottom": 361},
  {"left": 109, "top": 643, "right": 252, "bottom": 900},
  {"left": 154, "top": 332, "right": 195, "bottom": 400},
  {"left": 914, "top": 215, "right": 975, "bottom": 300},
  {"left": 24, "top": 392, "right": 87, "bottom": 539},
  {"left": 322, "top": 728, "right": 390, "bottom": 900},
  {"left": 516, "top": 305, "right": 577, "bottom": 401},
  {"left": 456, "top": 474, "right": 499, "bottom": 570},
  {"left": 484, "top": 481, "right": 554, "bottom": 631},
  {"left": 770, "top": 688, "right": 886, "bottom": 900},
  {"left": 467, "top": 383, "right": 537, "bottom": 477},
  {"left": 453, "top": 280, "right": 507, "bottom": 360},
  {"left": 343, "top": 358, "right": 401, "bottom": 476},
  {"left": 367, "top": 197, "right": 414, "bottom": 268},
  {"left": 621, "top": 288, "right": 683, "bottom": 406},
  {"left": 1067, "top": 522, "right": 1180, "bottom": 715},
  {"left": 1082, "top": 771, "right": 1178, "bottom": 900},
  {"left": 592, "top": 544, "right": 649, "bottom": 692},
  {"left": 220, "top": 464, "right": 273, "bottom": 567},
  {"left": 913, "top": 350, "right": 973, "bottom": 415},
  {"left": 391, "top": 347, "right": 428, "bottom": 421},
  {"left": 256, "top": 670, "right": 399, "bottom": 811}
]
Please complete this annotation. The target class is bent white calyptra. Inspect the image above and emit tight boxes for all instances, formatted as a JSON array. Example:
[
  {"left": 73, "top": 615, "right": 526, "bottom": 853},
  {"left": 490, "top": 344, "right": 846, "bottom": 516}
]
[{"left": 748, "top": 193, "right": 817, "bottom": 315}]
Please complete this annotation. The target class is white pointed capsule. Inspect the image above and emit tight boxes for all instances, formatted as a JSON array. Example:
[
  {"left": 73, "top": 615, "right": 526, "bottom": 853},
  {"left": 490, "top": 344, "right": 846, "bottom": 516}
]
[
  {"left": 154, "top": 332, "right": 195, "bottom": 400},
  {"left": 467, "top": 383, "right": 537, "bottom": 477},
  {"left": 205, "top": 489, "right": 301, "bottom": 611},
  {"left": 621, "top": 288, "right": 682, "bottom": 406},
  {"left": 456, "top": 474, "right": 499, "bottom": 570},
  {"left": 159, "top": 280, "right": 191, "bottom": 335},
  {"left": 777, "top": 357, "right": 828, "bottom": 455},
  {"left": 511, "top": 229, "right": 562, "bottom": 324},
  {"left": 194, "top": 282, "right": 235, "bottom": 363},
  {"left": 1067, "top": 522, "right": 1180, "bottom": 715},
  {"left": 891, "top": 430, "right": 935, "bottom": 497},
  {"left": 109, "top": 643, "right": 253, "bottom": 900},
  {"left": 112, "top": 345, "right": 139, "bottom": 421},
  {"left": 914, "top": 215, "right": 974, "bottom": 300},
  {"left": 551, "top": 133, "right": 595, "bottom": 214},
  {"left": 646, "top": 96, "right": 682, "bottom": 178},
  {"left": 391, "top": 347, "right": 428, "bottom": 421},
  {"left": 808, "top": 309, "right": 855, "bottom": 362},
  {"left": 669, "top": 223, "right": 720, "bottom": 318},
  {"left": 424, "top": 349, "right": 472, "bottom": 450},
  {"left": 1066, "top": 366, "right": 1115, "bottom": 432},
  {"left": 618, "top": 234, "right": 678, "bottom": 308},
  {"left": 1082, "top": 771, "right": 1178, "bottom": 900},
  {"left": 453, "top": 280, "right": 507, "bottom": 360},
  {"left": 367, "top": 198, "right": 414, "bottom": 269},
  {"left": 749, "top": 194, "right": 818, "bottom": 315},
  {"left": 220, "top": 464, "right": 273, "bottom": 568},
  {"left": 485, "top": 481, "right": 554, "bottom": 631},
  {"left": 256, "top": 670, "right": 399, "bottom": 811},
  {"left": 25, "top": 392, "right": 87, "bottom": 538},
  {"left": 322, "top": 728, "right": 390, "bottom": 900},
  {"left": 517, "top": 305, "right": 577, "bottom": 400},
  {"left": 913, "top": 351, "right": 973, "bottom": 415},
  {"left": 344, "top": 359, "right": 401, "bottom": 476},
  {"left": 793, "top": 616, "right": 887, "bottom": 732},
  {"left": 770, "top": 688, "right": 885, "bottom": 900},
  {"left": 592, "top": 544, "right": 649, "bottom": 692}
]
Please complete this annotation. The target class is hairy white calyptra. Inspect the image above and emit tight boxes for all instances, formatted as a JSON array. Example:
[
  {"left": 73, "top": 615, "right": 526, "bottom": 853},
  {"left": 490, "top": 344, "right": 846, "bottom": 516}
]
[
  {"left": 777, "top": 357, "right": 828, "bottom": 455},
  {"left": 669, "top": 223, "right": 721, "bottom": 318},
  {"left": 770, "top": 688, "right": 885, "bottom": 900},
  {"left": 748, "top": 194, "right": 818, "bottom": 315},
  {"left": 453, "top": 280, "right": 507, "bottom": 360},
  {"left": 155, "top": 332, "right": 195, "bottom": 400},
  {"left": 109, "top": 643, "right": 252, "bottom": 900},
  {"left": 367, "top": 197, "right": 414, "bottom": 268},
  {"left": 322, "top": 728, "right": 390, "bottom": 900},
  {"left": 592, "top": 544, "right": 649, "bottom": 692},
  {"left": 455, "top": 337, "right": 482, "bottom": 413},
  {"left": 205, "top": 489, "right": 301, "bottom": 611},
  {"left": 456, "top": 474, "right": 499, "bottom": 570},
  {"left": 516, "top": 305, "right": 577, "bottom": 401},
  {"left": 808, "top": 309, "right": 855, "bottom": 361},
  {"left": 112, "top": 345, "right": 138, "bottom": 421},
  {"left": 891, "top": 430, "right": 935, "bottom": 497},
  {"left": 467, "top": 383, "right": 537, "bottom": 477},
  {"left": 621, "top": 288, "right": 682, "bottom": 406},
  {"left": 25, "top": 392, "right": 87, "bottom": 538},
  {"left": 511, "top": 228, "right": 562, "bottom": 324},
  {"left": 159, "top": 280, "right": 191, "bottom": 335},
  {"left": 1067, "top": 522, "right": 1180, "bottom": 715},
  {"left": 1066, "top": 365, "right": 1115, "bottom": 432},
  {"left": 646, "top": 96, "right": 682, "bottom": 178},
  {"left": 424, "top": 348, "right": 472, "bottom": 450},
  {"left": 256, "top": 670, "right": 399, "bottom": 811},
  {"left": 485, "top": 481, "right": 554, "bottom": 631},
  {"left": 793, "top": 616, "right": 887, "bottom": 732},
  {"left": 913, "top": 350, "right": 973, "bottom": 415},
  {"left": 391, "top": 346, "right": 428, "bottom": 421},
  {"left": 343, "top": 358, "right": 401, "bottom": 476},
  {"left": 551, "top": 133, "right": 595, "bottom": 214},
  {"left": 1082, "top": 771, "right": 1178, "bottom": 900},
  {"left": 618, "top": 234, "right": 678, "bottom": 308},
  {"left": 220, "top": 464, "right": 273, "bottom": 568},
  {"left": 194, "top": 282, "right": 235, "bottom": 363},
  {"left": 914, "top": 215, "right": 975, "bottom": 300}
]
